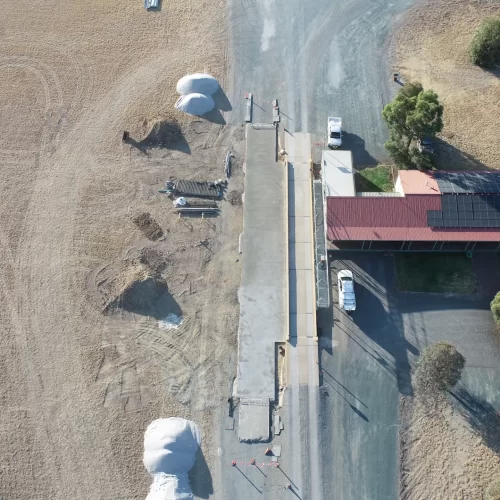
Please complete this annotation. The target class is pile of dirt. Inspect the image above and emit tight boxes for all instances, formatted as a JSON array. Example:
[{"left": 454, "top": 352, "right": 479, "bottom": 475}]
[
  {"left": 96, "top": 259, "right": 181, "bottom": 322},
  {"left": 140, "top": 121, "right": 184, "bottom": 149},
  {"left": 400, "top": 395, "right": 500, "bottom": 500},
  {"left": 390, "top": 0, "right": 500, "bottom": 169},
  {"left": 133, "top": 212, "right": 164, "bottom": 241}
]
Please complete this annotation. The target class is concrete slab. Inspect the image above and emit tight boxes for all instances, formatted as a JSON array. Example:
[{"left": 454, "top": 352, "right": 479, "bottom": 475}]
[
  {"left": 288, "top": 179, "right": 311, "bottom": 217},
  {"left": 289, "top": 215, "right": 312, "bottom": 243},
  {"left": 238, "top": 404, "right": 270, "bottom": 442},
  {"left": 288, "top": 160, "right": 311, "bottom": 181},
  {"left": 289, "top": 242, "right": 313, "bottom": 270},
  {"left": 236, "top": 124, "right": 288, "bottom": 441},
  {"left": 289, "top": 269, "right": 315, "bottom": 314},
  {"left": 289, "top": 313, "right": 315, "bottom": 338}
]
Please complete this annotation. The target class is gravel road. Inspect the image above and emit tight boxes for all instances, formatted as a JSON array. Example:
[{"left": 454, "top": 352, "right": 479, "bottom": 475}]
[{"left": 228, "top": 0, "right": 416, "bottom": 163}]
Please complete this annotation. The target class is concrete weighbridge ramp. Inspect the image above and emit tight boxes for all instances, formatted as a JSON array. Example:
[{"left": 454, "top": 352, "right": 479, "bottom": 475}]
[{"left": 236, "top": 124, "right": 288, "bottom": 442}]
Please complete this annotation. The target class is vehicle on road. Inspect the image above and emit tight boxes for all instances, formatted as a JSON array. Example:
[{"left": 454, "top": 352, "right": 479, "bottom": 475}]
[
  {"left": 338, "top": 269, "right": 356, "bottom": 312},
  {"left": 327, "top": 117, "right": 342, "bottom": 149},
  {"left": 417, "top": 136, "right": 435, "bottom": 155}
]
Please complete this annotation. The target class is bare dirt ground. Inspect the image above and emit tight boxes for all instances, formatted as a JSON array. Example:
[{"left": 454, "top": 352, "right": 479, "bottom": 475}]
[
  {"left": 0, "top": 1, "right": 243, "bottom": 498},
  {"left": 400, "top": 395, "right": 500, "bottom": 500},
  {"left": 390, "top": 0, "right": 500, "bottom": 170}
]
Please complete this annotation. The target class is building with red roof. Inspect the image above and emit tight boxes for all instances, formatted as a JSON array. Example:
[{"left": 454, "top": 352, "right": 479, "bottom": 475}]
[{"left": 325, "top": 167, "right": 500, "bottom": 252}]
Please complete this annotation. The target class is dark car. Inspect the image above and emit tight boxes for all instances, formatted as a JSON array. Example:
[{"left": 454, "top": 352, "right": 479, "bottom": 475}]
[{"left": 417, "top": 136, "right": 435, "bottom": 155}]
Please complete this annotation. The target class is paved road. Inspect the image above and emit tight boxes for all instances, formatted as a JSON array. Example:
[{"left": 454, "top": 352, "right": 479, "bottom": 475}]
[
  {"left": 228, "top": 0, "right": 415, "bottom": 163},
  {"left": 318, "top": 253, "right": 500, "bottom": 500},
  {"left": 319, "top": 254, "right": 409, "bottom": 500}
]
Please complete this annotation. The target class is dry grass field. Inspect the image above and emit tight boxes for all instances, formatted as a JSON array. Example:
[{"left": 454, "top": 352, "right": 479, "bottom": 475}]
[
  {"left": 390, "top": 0, "right": 500, "bottom": 170},
  {"left": 0, "top": 1, "right": 242, "bottom": 499}
]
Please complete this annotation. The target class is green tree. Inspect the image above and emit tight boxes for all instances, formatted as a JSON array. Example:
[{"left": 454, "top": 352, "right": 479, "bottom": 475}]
[
  {"left": 469, "top": 17, "right": 500, "bottom": 68},
  {"left": 382, "top": 82, "right": 443, "bottom": 169},
  {"left": 490, "top": 292, "right": 500, "bottom": 328},
  {"left": 414, "top": 342, "right": 465, "bottom": 395}
]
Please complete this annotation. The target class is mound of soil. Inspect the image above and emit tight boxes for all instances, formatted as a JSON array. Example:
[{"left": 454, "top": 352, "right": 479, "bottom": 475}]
[
  {"left": 109, "top": 276, "right": 181, "bottom": 320},
  {"left": 99, "top": 262, "right": 181, "bottom": 320}
]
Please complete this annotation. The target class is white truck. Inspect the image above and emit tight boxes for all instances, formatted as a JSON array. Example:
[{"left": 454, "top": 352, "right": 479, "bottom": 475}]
[
  {"left": 337, "top": 269, "right": 356, "bottom": 312},
  {"left": 327, "top": 117, "right": 342, "bottom": 149}
]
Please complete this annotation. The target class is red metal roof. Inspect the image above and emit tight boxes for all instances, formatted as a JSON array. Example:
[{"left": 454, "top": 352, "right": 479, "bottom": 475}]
[{"left": 327, "top": 196, "right": 500, "bottom": 242}]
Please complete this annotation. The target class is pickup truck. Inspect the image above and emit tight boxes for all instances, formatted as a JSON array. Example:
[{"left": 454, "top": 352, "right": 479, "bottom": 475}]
[
  {"left": 338, "top": 269, "right": 356, "bottom": 312},
  {"left": 327, "top": 117, "right": 342, "bottom": 149}
]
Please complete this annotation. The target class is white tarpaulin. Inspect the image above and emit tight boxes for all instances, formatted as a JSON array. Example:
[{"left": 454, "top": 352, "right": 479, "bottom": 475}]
[
  {"left": 144, "top": 0, "right": 159, "bottom": 9},
  {"left": 143, "top": 418, "right": 201, "bottom": 500},
  {"left": 175, "top": 93, "right": 215, "bottom": 116},
  {"left": 176, "top": 73, "right": 219, "bottom": 96}
]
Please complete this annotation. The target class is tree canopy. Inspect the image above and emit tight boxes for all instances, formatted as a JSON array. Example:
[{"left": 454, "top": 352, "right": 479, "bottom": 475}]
[
  {"left": 469, "top": 17, "right": 500, "bottom": 68},
  {"left": 414, "top": 341, "right": 466, "bottom": 396},
  {"left": 382, "top": 82, "right": 443, "bottom": 170},
  {"left": 491, "top": 292, "right": 500, "bottom": 328}
]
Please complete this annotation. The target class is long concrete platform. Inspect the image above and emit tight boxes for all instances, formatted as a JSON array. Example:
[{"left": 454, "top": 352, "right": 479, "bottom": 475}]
[
  {"left": 285, "top": 132, "right": 323, "bottom": 500},
  {"left": 236, "top": 124, "right": 288, "bottom": 442}
]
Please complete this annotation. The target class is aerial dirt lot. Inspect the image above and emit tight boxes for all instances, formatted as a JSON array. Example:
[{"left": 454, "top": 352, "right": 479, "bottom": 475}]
[
  {"left": 400, "top": 396, "right": 500, "bottom": 500},
  {"left": 390, "top": 0, "right": 500, "bottom": 170},
  {"left": 0, "top": 1, "right": 241, "bottom": 499}
]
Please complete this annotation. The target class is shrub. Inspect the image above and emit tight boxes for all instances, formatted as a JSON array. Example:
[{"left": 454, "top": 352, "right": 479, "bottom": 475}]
[
  {"left": 485, "top": 477, "right": 500, "bottom": 500},
  {"left": 491, "top": 292, "right": 500, "bottom": 328},
  {"left": 469, "top": 17, "right": 500, "bottom": 68},
  {"left": 414, "top": 341, "right": 465, "bottom": 395}
]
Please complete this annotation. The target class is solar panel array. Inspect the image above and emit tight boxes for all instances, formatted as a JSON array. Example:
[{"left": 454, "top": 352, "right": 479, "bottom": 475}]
[
  {"left": 434, "top": 172, "right": 500, "bottom": 194},
  {"left": 427, "top": 194, "right": 500, "bottom": 228}
]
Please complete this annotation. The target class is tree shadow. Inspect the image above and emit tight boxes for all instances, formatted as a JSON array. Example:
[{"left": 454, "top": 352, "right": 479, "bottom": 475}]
[
  {"left": 484, "top": 66, "right": 500, "bottom": 78},
  {"left": 434, "top": 138, "right": 489, "bottom": 170},
  {"left": 450, "top": 387, "right": 500, "bottom": 453},
  {"left": 213, "top": 87, "right": 232, "bottom": 112},
  {"left": 138, "top": 121, "right": 190, "bottom": 154},
  {"left": 341, "top": 132, "right": 378, "bottom": 167},
  {"left": 189, "top": 447, "right": 214, "bottom": 498}
]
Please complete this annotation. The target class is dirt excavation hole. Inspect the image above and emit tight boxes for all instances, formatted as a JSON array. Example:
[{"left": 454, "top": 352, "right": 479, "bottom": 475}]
[{"left": 132, "top": 212, "right": 164, "bottom": 241}]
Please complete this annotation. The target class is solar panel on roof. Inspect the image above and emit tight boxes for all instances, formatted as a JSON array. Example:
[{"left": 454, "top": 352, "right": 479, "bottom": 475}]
[
  {"left": 429, "top": 192, "right": 500, "bottom": 229},
  {"left": 434, "top": 172, "right": 500, "bottom": 194}
]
